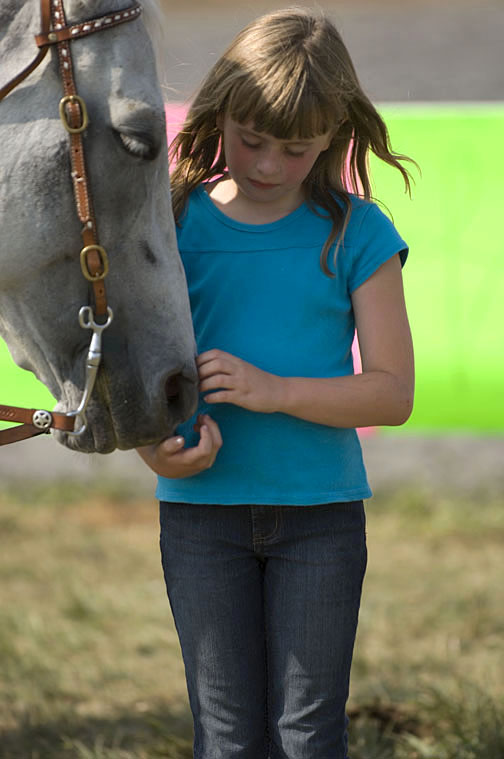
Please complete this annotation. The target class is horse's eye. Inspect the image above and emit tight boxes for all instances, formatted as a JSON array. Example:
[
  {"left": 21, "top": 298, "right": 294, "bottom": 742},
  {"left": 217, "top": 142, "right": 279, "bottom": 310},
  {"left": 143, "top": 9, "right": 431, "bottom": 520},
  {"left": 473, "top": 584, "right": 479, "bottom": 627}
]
[{"left": 117, "top": 131, "right": 158, "bottom": 160}]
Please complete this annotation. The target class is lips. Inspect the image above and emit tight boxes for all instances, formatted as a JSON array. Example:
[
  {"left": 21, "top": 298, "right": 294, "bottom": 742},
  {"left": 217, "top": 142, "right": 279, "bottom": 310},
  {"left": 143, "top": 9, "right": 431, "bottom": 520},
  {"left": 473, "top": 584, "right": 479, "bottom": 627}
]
[{"left": 248, "top": 178, "right": 279, "bottom": 189}]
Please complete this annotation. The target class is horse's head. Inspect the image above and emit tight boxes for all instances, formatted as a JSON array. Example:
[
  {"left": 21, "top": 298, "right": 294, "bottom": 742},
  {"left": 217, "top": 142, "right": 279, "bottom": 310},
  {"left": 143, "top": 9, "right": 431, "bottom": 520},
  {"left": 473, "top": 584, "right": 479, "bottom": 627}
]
[{"left": 0, "top": 0, "right": 198, "bottom": 453}]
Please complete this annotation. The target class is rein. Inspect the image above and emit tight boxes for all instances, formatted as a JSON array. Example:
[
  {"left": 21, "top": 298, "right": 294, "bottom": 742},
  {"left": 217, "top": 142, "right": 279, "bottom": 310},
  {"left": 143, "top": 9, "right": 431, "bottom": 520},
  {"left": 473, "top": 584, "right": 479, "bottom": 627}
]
[{"left": 0, "top": 0, "right": 142, "bottom": 446}]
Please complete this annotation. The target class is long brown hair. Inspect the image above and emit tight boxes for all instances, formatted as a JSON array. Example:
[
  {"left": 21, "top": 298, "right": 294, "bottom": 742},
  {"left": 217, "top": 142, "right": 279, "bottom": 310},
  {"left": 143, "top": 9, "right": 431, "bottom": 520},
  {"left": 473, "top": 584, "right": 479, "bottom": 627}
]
[{"left": 170, "top": 8, "right": 415, "bottom": 276}]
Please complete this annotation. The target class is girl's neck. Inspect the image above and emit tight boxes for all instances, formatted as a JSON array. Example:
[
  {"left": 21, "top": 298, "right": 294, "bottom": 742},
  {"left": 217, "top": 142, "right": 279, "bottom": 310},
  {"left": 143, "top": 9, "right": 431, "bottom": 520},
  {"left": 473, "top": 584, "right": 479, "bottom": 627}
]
[{"left": 205, "top": 176, "right": 306, "bottom": 225}]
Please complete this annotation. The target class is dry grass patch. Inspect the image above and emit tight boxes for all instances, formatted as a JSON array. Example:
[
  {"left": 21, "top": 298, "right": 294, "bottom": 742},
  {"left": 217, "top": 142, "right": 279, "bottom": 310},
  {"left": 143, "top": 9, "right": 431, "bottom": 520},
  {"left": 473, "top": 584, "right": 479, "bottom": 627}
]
[{"left": 0, "top": 483, "right": 503, "bottom": 757}]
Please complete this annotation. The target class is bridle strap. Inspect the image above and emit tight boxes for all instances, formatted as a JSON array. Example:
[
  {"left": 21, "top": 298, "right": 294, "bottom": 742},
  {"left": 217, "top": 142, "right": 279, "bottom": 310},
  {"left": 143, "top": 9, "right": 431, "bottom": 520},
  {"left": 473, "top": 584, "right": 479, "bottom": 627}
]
[
  {"left": 0, "top": 0, "right": 51, "bottom": 102},
  {"left": 51, "top": 0, "right": 108, "bottom": 317},
  {"left": 0, "top": 405, "right": 76, "bottom": 445},
  {"left": 0, "top": 1, "right": 142, "bottom": 446},
  {"left": 0, "top": 424, "right": 46, "bottom": 444},
  {"left": 35, "top": 5, "right": 142, "bottom": 47},
  {"left": 45, "top": 2, "right": 142, "bottom": 318},
  {"left": 0, "top": 404, "right": 75, "bottom": 430},
  {"left": 0, "top": 48, "right": 49, "bottom": 102}
]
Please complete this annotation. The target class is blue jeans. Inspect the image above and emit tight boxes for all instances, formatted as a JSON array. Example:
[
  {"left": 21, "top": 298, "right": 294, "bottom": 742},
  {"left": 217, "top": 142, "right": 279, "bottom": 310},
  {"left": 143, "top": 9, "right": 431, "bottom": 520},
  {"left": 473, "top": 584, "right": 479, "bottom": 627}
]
[{"left": 159, "top": 500, "right": 367, "bottom": 759}]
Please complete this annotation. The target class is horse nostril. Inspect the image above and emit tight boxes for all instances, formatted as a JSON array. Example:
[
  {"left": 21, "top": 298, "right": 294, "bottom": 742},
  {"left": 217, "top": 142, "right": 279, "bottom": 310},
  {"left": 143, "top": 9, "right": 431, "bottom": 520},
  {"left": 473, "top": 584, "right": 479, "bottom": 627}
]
[
  {"left": 164, "top": 370, "right": 199, "bottom": 424},
  {"left": 165, "top": 374, "right": 180, "bottom": 400}
]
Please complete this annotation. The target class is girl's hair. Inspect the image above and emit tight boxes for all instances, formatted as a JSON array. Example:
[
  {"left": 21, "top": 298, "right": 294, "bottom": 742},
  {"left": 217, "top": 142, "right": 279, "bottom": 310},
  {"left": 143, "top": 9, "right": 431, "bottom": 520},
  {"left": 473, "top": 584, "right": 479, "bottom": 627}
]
[{"left": 170, "top": 7, "right": 415, "bottom": 276}]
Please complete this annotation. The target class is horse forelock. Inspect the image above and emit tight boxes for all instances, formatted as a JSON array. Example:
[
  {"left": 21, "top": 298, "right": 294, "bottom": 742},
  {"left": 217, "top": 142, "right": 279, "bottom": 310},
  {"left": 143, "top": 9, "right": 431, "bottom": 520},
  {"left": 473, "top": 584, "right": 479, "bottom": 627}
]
[{"left": 67, "top": 0, "right": 168, "bottom": 86}]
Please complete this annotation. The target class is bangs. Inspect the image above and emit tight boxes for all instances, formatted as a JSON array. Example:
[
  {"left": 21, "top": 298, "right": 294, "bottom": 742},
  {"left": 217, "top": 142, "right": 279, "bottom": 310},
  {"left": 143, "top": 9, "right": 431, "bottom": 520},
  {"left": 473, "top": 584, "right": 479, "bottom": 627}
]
[{"left": 225, "top": 67, "right": 338, "bottom": 140}]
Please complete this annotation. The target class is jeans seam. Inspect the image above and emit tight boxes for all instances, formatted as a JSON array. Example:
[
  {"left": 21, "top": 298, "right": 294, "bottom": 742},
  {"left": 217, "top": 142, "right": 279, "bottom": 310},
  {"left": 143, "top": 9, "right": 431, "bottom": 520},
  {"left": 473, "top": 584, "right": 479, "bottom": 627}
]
[
  {"left": 251, "top": 506, "right": 281, "bottom": 548},
  {"left": 250, "top": 506, "right": 263, "bottom": 553}
]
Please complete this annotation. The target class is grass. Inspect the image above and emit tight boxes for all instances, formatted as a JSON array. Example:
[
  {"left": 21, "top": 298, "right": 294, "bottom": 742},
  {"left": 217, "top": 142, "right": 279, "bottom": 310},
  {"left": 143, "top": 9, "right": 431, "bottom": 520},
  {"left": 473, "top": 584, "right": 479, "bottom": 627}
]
[{"left": 0, "top": 483, "right": 503, "bottom": 757}]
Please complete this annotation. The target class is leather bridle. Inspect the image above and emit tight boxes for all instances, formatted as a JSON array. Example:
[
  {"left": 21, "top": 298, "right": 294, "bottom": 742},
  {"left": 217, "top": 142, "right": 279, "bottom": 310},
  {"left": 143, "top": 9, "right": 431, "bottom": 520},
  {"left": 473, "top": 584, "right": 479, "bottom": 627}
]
[{"left": 0, "top": 0, "right": 143, "bottom": 445}]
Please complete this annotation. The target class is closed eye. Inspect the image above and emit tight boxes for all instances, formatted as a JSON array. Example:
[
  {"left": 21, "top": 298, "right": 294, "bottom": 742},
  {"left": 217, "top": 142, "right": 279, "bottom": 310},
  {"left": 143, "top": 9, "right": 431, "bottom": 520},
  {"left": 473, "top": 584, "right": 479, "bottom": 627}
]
[
  {"left": 285, "top": 148, "right": 307, "bottom": 157},
  {"left": 241, "top": 138, "right": 262, "bottom": 149},
  {"left": 115, "top": 130, "right": 159, "bottom": 160},
  {"left": 241, "top": 139, "right": 306, "bottom": 158}
]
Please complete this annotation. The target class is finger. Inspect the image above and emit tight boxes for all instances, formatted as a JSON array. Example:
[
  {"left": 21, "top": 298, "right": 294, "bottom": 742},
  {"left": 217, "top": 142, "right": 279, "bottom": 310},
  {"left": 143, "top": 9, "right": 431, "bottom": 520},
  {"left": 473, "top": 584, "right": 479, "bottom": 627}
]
[
  {"left": 193, "top": 413, "right": 211, "bottom": 435},
  {"left": 159, "top": 435, "right": 185, "bottom": 455},
  {"left": 188, "top": 418, "right": 222, "bottom": 458},
  {"left": 195, "top": 422, "right": 215, "bottom": 454},
  {"left": 204, "top": 390, "right": 233, "bottom": 405},
  {"left": 178, "top": 423, "right": 215, "bottom": 465},
  {"left": 197, "top": 350, "right": 243, "bottom": 370},
  {"left": 198, "top": 363, "right": 231, "bottom": 383},
  {"left": 201, "top": 414, "right": 223, "bottom": 448},
  {"left": 193, "top": 413, "right": 205, "bottom": 430},
  {"left": 197, "top": 349, "right": 227, "bottom": 366},
  {"left": 199, "top": 373, "right": 235, "bottom": 393},
  {"left": 172, "top": 440, "right": 207, "bottom": 468},
  {"left": 197, "top": 354, "right": 240, "bottom": 378}
]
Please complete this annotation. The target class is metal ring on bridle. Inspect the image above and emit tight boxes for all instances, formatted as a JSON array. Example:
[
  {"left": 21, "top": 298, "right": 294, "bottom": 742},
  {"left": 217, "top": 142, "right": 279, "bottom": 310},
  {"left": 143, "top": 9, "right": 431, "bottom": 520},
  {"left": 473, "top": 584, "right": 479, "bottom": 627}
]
[
  {"left": 32, "top": 409, "right": 53, "bottom": 430},
  {"left": 59, "top": 94, "right": 89, "bottom": 133},
  {"left": 80, "top": 244, "right": 109, "bottom": 281}
]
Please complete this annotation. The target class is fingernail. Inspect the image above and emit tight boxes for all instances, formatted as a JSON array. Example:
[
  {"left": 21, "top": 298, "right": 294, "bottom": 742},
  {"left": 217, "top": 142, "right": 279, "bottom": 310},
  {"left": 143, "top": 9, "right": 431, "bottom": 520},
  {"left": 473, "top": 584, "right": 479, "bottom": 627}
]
[{"left": 175, "top": 436, "right": 184, "bottom": 445}]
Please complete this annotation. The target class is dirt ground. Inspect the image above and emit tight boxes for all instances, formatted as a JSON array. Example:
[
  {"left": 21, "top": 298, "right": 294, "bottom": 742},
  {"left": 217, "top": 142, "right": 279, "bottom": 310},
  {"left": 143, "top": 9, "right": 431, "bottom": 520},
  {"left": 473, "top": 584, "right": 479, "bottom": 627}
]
[
  {"left": 1, "top": 434, "right": 503, "bottom": 496},
  {"left": 156, "top": 0, "right": 504, "bottom": 102}
]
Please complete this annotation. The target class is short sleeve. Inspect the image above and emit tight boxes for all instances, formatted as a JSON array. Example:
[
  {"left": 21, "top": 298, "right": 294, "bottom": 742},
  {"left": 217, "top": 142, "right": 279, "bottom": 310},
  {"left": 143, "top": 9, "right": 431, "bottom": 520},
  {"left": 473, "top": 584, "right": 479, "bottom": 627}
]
[{"left": 347, "top": 203, "right": 408, "bottom": 293}]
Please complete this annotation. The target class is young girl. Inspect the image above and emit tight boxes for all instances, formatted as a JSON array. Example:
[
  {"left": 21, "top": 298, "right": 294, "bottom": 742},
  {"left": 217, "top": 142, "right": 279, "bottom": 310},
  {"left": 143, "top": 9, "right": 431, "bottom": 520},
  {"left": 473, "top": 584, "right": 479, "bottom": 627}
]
[{"left": 138, "top": 8, "right": 414, "bottom": 758}]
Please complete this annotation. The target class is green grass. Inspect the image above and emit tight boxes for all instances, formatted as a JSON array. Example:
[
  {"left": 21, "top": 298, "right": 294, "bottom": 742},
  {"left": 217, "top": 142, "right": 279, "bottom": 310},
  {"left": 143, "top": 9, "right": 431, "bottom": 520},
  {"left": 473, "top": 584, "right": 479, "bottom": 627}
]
[
  {"left": 2, "top": 104, "right": 504, "bottom": 434},
  {"left": 0, "top": 484, "right": 503, "bottom": 758}
]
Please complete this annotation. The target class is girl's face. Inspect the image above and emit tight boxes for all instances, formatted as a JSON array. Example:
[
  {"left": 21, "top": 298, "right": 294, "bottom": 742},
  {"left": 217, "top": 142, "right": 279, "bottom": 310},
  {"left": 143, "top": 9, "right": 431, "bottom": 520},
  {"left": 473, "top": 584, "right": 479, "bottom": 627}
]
[{"left": 218, "top": 113, "right": 332, "bottom": 215}]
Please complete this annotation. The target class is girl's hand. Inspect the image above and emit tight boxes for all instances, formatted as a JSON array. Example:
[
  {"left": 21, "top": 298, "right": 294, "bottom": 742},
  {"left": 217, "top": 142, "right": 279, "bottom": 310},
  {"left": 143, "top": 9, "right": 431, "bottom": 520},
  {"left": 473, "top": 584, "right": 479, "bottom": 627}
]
[
  {"left": 197, "top": 349, "right": 284, "bottom": 413},
  {"left": 137, "top": 414, "right": 222, "bottom": 478}
]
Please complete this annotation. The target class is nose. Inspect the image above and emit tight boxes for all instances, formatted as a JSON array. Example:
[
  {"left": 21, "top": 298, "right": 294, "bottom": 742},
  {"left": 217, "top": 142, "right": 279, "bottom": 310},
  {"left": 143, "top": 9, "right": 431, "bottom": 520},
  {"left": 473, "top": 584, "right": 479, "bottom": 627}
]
[{"left": 256, "top": 147, "right": 281, "bottom": 177}]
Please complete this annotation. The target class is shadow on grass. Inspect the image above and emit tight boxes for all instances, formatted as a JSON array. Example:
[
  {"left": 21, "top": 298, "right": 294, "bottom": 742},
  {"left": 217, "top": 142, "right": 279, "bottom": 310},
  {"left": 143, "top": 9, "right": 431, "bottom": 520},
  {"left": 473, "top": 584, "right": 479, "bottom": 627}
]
[
  {"left": 2, "top": 690, "right": 504, "bottom": 759},
  {"left": 0, "top": 706, "right": 194, "bottom": 759},
  {"left": 0, "top": 702, "right": 424, "bottom": 759},
  {"left": 0, "top": 701, "right": 428, "bottom": 759}
]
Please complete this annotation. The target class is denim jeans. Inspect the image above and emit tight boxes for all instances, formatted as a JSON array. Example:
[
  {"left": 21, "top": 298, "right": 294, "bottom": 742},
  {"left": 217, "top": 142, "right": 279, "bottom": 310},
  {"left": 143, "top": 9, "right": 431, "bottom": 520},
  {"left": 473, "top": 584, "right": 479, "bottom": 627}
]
[{"left": 159, "top": 500, "right": 367, "bottom": 759}]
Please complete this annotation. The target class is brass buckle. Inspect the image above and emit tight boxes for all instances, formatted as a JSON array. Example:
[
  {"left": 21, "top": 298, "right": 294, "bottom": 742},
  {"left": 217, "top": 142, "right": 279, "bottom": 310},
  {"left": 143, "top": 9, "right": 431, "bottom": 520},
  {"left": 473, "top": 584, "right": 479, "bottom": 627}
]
[
  {"left": 59, "top": 94, "right": 89, "bottom": 133},
  {"left": 80, "top": 245, "right": 109, "bottom": 281}
]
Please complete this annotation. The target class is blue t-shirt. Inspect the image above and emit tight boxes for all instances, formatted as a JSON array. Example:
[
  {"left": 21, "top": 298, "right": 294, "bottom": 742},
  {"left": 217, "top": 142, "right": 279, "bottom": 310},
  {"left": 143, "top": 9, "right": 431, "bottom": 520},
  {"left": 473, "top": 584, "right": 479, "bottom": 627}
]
[{"left": 156, "top": 186, "right": 408, "bottom": 505}]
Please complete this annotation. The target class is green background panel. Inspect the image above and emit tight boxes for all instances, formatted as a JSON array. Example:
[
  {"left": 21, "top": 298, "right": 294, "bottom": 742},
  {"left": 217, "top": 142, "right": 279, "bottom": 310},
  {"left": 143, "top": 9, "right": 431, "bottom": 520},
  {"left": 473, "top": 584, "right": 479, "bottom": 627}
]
[
  {"left": 0, "top": 349, "right": 54, "bottom": 410},
  {"left": 1, "top": 105, "right": 503, "bottom": 432},
  {"left": 371, "top": 105, "right": 503, "bottom": 433}
]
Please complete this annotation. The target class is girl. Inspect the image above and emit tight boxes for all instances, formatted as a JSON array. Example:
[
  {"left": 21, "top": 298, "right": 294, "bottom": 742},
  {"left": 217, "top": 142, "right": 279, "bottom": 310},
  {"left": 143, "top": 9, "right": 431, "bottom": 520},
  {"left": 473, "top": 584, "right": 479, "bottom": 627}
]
[{"left": 138, "top": 8, "right": 415, "bottom": 758}]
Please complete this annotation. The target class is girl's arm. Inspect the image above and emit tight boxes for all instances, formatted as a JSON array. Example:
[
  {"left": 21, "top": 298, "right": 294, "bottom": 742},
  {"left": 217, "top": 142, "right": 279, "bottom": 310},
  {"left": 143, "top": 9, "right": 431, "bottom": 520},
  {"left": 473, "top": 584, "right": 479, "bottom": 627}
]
[{"left": 198, "top": 254, "right": 414, "bottom": 428}]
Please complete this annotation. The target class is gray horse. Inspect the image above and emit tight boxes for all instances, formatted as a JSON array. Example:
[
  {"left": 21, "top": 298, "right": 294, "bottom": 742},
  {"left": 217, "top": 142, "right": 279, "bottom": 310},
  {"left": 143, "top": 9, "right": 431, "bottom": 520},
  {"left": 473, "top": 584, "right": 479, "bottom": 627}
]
[{"left": 0, "top": 0, "right": 198, "bottom": 453}]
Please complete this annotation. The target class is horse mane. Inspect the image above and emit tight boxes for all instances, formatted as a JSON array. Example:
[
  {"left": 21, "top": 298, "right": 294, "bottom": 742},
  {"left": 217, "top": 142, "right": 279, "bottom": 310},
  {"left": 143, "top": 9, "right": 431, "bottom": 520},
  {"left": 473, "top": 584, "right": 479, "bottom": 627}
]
[{"left": 138, "top": 0, "right": 172, "bottom": 95}]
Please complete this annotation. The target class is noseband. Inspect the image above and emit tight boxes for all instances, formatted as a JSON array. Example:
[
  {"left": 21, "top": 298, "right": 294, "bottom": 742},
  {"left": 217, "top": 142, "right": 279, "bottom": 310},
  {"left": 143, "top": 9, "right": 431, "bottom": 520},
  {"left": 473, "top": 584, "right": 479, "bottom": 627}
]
[{"left": 0, "top": 1, "right": 143, "bottom": 445}]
